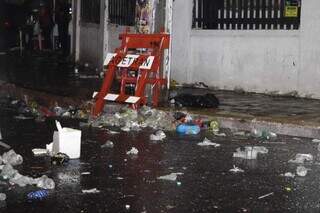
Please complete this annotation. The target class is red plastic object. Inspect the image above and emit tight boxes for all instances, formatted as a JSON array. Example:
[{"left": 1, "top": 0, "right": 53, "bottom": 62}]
[{"left": 92, "top": 30, "right": 170, "bottom": 116}]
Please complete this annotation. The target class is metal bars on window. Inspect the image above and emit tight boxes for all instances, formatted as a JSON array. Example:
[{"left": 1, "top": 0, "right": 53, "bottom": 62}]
[
  {"left": 192, "top": 0, "right": 301, "bottom": 30},
  {"left": 81, "top": 0, "right": 100, "bottom": 24},
  {"left": 108, "top": 0, "right": 136, "bottom": 26}
]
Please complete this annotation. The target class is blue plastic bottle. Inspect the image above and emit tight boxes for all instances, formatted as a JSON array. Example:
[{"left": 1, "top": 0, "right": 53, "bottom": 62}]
[
  {"left": 27, "top": 190, "right": 49, "bottom": 201},
  {"left": 176, "top": 123, "right": 201, "bottom": 135}
]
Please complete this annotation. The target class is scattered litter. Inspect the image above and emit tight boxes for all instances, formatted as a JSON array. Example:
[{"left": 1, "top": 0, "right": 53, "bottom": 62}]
[
  {"left": 51, "top": 153, "right": 70, "bottom": 165},
  {"left": 293, "top": 137, "right": 301, "bottom": 141},
  {"left": 176, "top": 123, "right": 200, "bottom": 135},
  {"left": 150, "top": 130, "right": 166, "bottom": 141},
  {"left": 90, "top": 106, "right": 175, "bottom": 131},
  {"left": 107, "top": 130, "right": 120, "bottom": 134},
  {"left": 312, "top": 139, "right": 320, "bottom": 143},
  {"left": 126, "top": 147, "right": 139, "bottom": 155},
  {"left": 157, "top": 173, "right": 184, "bottom": 181},
  {"left": 171, "top": 93, "right": 219, "bottom": 108},
  {"left": 2, "top": 149, "right": 23, "bottom": 166},
  {"left": 214, "top": 132, "right": 226, "bottom": 137},
  {"left": 285, "top": 187, "right": 292, "bottom": 192},
  {"left": 233, "top": 146, "right": 268, "bottom": 160},
  {"left": 82, "top": 188, "right": 100, "bottom": 193},
  {"left": 81, "top": 172, "right": 91, "bottom": 175},
  {"left": 194, "top": 81, "right": 209, "bottom": 89},
  {"left": 229, "top": 165, "right": 244, "bottom": 173},
  {"left": 35, "top": 175, "right": 55, "bottom": 189},
  {"left": 32, "top": 149, "right": 48, "bottom": 156},
  {"left": 27, "top": 190, "right": 49, "bottom": 201},
  {"left": 289, "top": 154, "right": 313, "bottom": 164},
  {"left": 0, "top": 164, "right": 18, "bottom": 179},
  {"left": 14, "top": 115, "right": 34, "bottom": 120},
  {"left": 258, "top": 192, "right": 274, "bottom": 200},
  {"left": 209, "top": 120, "right": 220, "bottom": 133},
  {"left": 251, "top": 129, "right": 277, "bottom": 140},
  {"left": 125, "top": 204, "right": 130, "bottom": 210},
  {"left": 101, "top": 140, "right": 114, "bottom": 149},
  {"left": 121, "top": 126, "right": 131, "bottom": 132},
  {"left": 117, "top": 177, "right": 124, "bottom": 180},
  {"left": 0, "top": 193, "right": 6, "bottom": 201},
  {"left": 281, "top": 172, "right": 295, "bottom": 178},
  {"left": 0, "top": 142, "right": 11, "bottom": 150},
  {"left": 176, "top": 181, "right": 182, "bottom": 186},
  {"left": 9, "top": 173, "right": 36, "bottom": 187},
  {"left": 296, "top": 166, "right": 308, "bottom": 177},
  {"left": 197, "top": 138, "right": 220, "bottom": 147}
]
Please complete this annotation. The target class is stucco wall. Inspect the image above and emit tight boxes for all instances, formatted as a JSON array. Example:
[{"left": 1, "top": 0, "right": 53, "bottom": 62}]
[{"left": 172, "top": 0, "right": 320, "bottom": 98}]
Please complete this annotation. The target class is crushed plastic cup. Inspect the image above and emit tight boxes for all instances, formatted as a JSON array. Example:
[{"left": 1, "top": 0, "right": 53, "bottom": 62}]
[
  {"left": 197, "top": 138, "right": 220, "bottom": 147},
  {"left": 2, "top": 150, "right": 23, "bottom": 166},
  {"left": 0, "top": 164, "right": 18, "bottom": 180},
  {"left": 296, "top": 166, "right": 308, "bottom": 177},
  {"left": 126, "top": 147, "right": 139, "bottom": 155},
  {"left": 101, "top": 140, "right": 114, "bottom": 148},
  {"left": 233, "top": 146, "right": 268, "bottom": 160},
  {"left": 150, "top": 130, "right": 166, "bottom": 141}
]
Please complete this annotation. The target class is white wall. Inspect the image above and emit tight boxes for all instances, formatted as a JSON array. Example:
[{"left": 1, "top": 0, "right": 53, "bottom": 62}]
[
  {"left": 77, "top": 0, "right": 105, "bottom": 69},
  {"left": 172, "top": 0, "right": 320, "bottom": 98}
]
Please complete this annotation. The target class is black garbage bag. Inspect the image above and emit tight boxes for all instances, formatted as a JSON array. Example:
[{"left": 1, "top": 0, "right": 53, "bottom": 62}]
[{"left": 172, "top": 93, "right": 219, "bottom": 108}]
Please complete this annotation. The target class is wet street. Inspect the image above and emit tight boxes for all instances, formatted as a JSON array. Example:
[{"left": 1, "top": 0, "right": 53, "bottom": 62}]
[{"left": 1, "top": 105, "right": 320, "bottom": 213}]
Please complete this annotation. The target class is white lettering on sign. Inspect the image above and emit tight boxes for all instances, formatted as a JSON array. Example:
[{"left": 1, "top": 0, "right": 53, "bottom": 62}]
[
  {"left": 117, "top": 55, "right": 139, "bottom": 67},
  {"left": 103, "top": 53, "right": 155, "bottom": 70},
  {"left": 103, "top": 53, "right": 116, "bottom": 66},
  {"left": 139, "top": 56, "right": 155, "bottom": 70}
]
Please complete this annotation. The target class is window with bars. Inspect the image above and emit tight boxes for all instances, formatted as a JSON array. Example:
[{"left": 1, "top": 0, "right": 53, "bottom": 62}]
[
  {"left": 81, "top": 0, "right": 100, "bottom": 24},
  {"left": 108, "top": 0, "right": 136, "bottom": 26},
  {"left": 192, "top": 0, "right": 301, "bottom": 30}
]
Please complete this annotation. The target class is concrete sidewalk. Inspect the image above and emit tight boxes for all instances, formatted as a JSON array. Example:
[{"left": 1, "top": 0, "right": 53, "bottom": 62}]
[
  {"left": 1, "top": 50, "right": 320, "bottom": 138},
  {"left": 171, "top": 88, "right": 320, "bottom": 139}
]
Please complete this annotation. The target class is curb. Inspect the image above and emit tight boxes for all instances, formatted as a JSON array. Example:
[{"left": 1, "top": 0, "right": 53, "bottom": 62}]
[{"left": 210, "top": 116, "right": 320, "bottom": 139}]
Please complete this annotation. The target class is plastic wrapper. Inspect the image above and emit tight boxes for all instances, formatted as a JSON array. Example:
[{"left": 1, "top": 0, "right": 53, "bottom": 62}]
[
  {"left": 9, "top": 173, "right": 36, "bottom": 187},
  {"left": 289, "top": 154, "right": 313, "bottom": 164},
  {"left": 150, "top": 130, "right": 166, "bottom": 141},
  {"left": 35, "top": 175, "right": 55, "bottom": 189},
  {"left": 2, "top": 149, "right": 23, "bottom": 166},
  {"left": 0, "top": 164, "right": 18, "bottom": 180}
]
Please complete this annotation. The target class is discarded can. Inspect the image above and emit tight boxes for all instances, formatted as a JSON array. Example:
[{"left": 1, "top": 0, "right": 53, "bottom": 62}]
[
  {"left": 209, "top": 120, "right": 219, "bottom": 132},
  {"left": 176, "top": 123, "right": 200, "bottom": 135},
  {"left": 27, "top": 190, "right": 49, "bottom": 201},
  {"left": 51, "top": 153, "right": 70, "bottom": 165}
]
